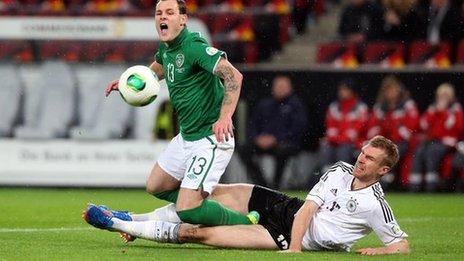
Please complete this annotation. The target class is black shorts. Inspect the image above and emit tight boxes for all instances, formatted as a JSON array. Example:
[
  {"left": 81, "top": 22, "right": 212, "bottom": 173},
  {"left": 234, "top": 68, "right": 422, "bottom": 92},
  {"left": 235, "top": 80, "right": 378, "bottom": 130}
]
[{"left": 247, "top": 185, "right": 304, "bottom": 250}]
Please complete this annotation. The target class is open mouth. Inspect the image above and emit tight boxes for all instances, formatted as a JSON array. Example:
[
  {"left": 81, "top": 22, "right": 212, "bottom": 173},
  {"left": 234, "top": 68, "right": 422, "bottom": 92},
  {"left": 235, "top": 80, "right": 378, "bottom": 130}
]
[{"left": 160, "top": 23, "right": 168, "bottom": 34}]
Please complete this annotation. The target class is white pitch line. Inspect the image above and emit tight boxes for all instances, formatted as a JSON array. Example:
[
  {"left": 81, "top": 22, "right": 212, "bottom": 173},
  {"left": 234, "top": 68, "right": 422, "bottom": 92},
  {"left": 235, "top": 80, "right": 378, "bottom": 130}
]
[
  {"left": 398, "top": 217, "right": 464, "bottom": 223},
  {"left": 0, "top": 227, "right": 92, "bottom": 233}
]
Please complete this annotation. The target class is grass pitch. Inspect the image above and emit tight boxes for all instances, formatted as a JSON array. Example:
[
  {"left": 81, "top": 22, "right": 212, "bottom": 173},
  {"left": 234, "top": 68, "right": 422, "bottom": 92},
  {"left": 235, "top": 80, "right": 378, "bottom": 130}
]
[{"left": 0, "top": 188, "right": 463, "bottom": 260}]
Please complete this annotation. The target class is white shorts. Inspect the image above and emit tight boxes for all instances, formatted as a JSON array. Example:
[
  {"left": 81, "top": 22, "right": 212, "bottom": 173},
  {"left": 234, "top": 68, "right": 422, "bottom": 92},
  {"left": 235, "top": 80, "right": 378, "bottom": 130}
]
[{"left": 157, "top": 134, "right": 235, "bottom": 194}]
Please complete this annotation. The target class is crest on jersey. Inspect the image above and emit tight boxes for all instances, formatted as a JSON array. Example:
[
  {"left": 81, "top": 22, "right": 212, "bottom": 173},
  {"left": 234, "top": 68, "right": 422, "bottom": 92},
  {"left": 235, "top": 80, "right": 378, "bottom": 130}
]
[
  {"left": 176, "top": 53, "right": 185, "bottom": 67},
  {"left": 206, "top": 47, "right": 219, "bottom": 56},
  {"left": 346, "top": 198, "right": 358, "bottom": 212}
]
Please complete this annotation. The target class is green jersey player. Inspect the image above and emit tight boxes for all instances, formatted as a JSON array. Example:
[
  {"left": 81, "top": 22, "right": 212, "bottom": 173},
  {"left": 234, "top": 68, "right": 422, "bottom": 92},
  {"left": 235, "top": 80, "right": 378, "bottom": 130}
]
[{"left": 105, "top": 0, "right": 257, "bottom": 226}]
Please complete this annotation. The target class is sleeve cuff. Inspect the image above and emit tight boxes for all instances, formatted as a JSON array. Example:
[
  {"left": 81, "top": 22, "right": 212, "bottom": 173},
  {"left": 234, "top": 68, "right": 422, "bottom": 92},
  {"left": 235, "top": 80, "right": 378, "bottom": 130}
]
[{"left": 306, "top": 194, "right": 324, "bottom": 206}]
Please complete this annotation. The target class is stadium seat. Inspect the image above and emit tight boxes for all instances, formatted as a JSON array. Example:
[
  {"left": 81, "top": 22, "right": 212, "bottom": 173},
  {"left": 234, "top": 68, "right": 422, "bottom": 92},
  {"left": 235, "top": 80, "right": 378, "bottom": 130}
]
[
  {"left": 408, "top": 41, "right": 451, "bottom": 67},
  {"left": 455, "top": 40, "right": 464, "bottom": 64},
  {"left": 70, "top": 64, "right": 132, "bottom": 140},
  {"left": 0, "top": 64, "right": 22, "bottom": 137},
  {"left": 316, "top": 41, "right": 358, "bottom": 67},
  {"left": 15, "top": 61, "right": 76, "bottom": 139},
  {"left": 0, "top": 40, "right": 33, "bottom": 62},
  {"left": 363, "top": 41, "right": 405, "bottom": 67}
]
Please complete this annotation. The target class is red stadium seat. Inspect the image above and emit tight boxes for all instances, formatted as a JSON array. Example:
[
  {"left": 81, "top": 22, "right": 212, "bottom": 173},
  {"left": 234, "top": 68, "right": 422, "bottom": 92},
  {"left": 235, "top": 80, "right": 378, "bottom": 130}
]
[
  {"left": 125, "top": 41, "right": 158, "bottom": 63},
  {"left": 408, "top": 41, "right": 451, "bottom": 67},
  {"left": 0, "top": 40, "right": 33, "bottom": 62},
  {"left": 363, "top": 41, "right": 405, "bottom": 68},
  {"left": 455, "top": 40, "right": 464, "bottom": 64},
  {"left": 316, "top": 41, "right": 358, "bottom": 67}
]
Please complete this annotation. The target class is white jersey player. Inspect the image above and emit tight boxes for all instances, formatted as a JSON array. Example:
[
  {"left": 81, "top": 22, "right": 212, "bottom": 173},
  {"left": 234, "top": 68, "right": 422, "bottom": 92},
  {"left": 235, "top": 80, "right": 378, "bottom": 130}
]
[
  {"left": 304, "top": 162, "right": 407, "bottom": 252},
  {"left": 83, "top": 135, "right": 410, "bottom": 256}
]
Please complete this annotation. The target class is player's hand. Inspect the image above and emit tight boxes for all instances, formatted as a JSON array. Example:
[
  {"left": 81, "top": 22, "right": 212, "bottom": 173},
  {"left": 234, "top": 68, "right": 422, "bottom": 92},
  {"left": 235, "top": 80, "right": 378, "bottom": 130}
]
[
  {"left": 356, "top": 248, "right": 384, "bottom": 255},
  {"left": 105, "top": 79, "right": 119, "bottom": 97},
  {"left": 212, "top": 116, "right": 234, "bottom": 143}
]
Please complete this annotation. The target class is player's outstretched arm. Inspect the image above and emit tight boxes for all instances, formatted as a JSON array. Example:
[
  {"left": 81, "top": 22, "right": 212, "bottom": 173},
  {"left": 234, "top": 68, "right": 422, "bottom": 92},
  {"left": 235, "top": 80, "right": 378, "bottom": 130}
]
[
  {"left": 356, "top": 239, "right": 410, "bottom": 255},
  {"left": 213, "top": 58, "right": 243, "bottom": 142},
  {"left": 149, "top": 61, "right": 164, "bottom": 80},
  {"left": 282, "top": 200, "right": 319, "bottom": 253}
]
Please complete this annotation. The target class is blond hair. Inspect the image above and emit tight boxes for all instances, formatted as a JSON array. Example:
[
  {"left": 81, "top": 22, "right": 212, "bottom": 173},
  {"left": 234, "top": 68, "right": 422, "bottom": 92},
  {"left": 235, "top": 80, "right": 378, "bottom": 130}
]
[
  {"left": 368, "top": 135, "right": 399, "bottom": 168},
  {"left": 436, "top": 83, "right": 455, "bottom": 100}
]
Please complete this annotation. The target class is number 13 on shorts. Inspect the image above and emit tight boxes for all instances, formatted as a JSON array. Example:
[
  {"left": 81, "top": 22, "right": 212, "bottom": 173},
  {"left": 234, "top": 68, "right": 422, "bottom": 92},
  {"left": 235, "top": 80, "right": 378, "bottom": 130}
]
[
  {"left": 186, "top": 155, "right": 209, "bottom": 180},
  {"left": 181, "top": 136, "right": 234, "bottom": 193}
]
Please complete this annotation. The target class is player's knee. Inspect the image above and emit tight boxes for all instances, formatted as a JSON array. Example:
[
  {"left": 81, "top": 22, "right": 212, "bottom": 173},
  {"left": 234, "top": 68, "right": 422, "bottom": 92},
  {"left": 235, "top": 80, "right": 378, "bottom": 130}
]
[{"left": 145, "top": 179, "right": 160, "bottom": 195}]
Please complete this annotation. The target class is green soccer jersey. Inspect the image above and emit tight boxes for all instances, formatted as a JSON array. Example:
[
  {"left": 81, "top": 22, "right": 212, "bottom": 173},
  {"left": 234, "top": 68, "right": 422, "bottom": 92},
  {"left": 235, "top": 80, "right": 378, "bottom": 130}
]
[{"left": 155, "top": 28, "right": 226, "bottom": 141}]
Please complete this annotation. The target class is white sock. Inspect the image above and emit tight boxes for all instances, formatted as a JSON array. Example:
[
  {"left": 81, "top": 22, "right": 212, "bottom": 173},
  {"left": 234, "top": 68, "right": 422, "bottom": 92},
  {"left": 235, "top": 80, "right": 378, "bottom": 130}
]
[
  {"left": 111, "top": 219, "right": 180, "bottom": 243},
  {"left": 131, "top": 203, "right": 181, "bottom": 223}
]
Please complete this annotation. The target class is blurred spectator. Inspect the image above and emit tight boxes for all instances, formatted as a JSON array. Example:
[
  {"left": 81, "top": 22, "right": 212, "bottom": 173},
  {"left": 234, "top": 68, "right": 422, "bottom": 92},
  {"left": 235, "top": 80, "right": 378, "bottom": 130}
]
[
  {"left": 409, "top": 83, "right": 464, "bottom": 192},
  {"left": 338, "top": 0, "right": 384, "bottom": 43},
  {"left": 367, "top": 75, "right": 419, "bottom": 189},
  {"left": 381, "top": 0, "right": 418, "bottom": 41},
  {"left": 0, "top": 0, "right": 19, "bottom": 12},
  {"left": 451, "top": 141, "right": 464, "bottom": 192},
  {"left": 238, "top": 75, "right": 307, "bottom": 189},
  {"left": 409, "top": 0, "right": 464, "bottom": 44},
  {"left": 292, "top": 0, "right": 312, "bottom": 35},
  {"left": 154, "top": 100, "right": 179, "bottom": 140},
  {"left": 319, "top": 79, "right": 368, "bottom": 171}
]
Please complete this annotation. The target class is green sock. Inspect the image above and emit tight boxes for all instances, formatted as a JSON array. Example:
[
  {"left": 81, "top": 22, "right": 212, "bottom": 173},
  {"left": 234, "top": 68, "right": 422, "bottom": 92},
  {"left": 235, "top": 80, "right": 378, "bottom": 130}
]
[
  {"left": 176, "top": 199, "right": 252, "bottom": 225},
  {"left": 153, "top": 189, "right": 179, "bottom": 203}
]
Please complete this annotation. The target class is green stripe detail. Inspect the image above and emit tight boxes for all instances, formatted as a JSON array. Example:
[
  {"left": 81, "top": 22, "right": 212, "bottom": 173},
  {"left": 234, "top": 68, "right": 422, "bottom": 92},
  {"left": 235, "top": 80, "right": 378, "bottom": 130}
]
[{"left": 199, "top": 143, "right": 217, "bottom": 188}]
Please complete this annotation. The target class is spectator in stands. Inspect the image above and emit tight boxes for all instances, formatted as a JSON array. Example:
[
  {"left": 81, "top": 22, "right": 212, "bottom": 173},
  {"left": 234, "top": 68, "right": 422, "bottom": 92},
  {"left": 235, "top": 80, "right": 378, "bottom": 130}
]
[
  {"left": 367, "top": 75, "right": 419, "bottom": 189},
  {"left": 238, "top": 75, "right": 307, "bottom": 189},
  {"left": 451, "top": 141, "right": 464, "bottom": 192},
  {"left": 0, "top": 0, "right": 18, "bottom": 12},
  {"left": 381, "top": 0, "right": 418, "bottom": 41},
  {"left": 409, "top": 83, "right": 464, "bottom": 192},
  {"left": 338, "top": 0, "right": 385, "bottom": 42},
  {"left": 408, "top": 0, "right": 464, "bottom": 44},
  {"left": 292, "top": 0, "right": 312, "bottom": 35},
  {"left": 319, "top": 78, "right": 368, "bottom": 171}
]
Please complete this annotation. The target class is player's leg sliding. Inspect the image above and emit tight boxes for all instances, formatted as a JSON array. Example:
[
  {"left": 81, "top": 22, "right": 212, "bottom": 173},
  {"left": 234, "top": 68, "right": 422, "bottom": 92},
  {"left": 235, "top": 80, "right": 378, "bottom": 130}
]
[
  {"left": 153, "top": 189, "right": 179, "bottom": 204},
  {"left": 155, "top": 187, "right": 260, "bottom": 226},
  {"left": 91, "top": 203, "right": 181, "bottom": 242},
  {"left": 83, "top": 204, "right": 180, "bottom": 244},
  {"left": 130, "top": 203, "right": 181, "bottom": 223},
  {"left": 176, "top": 199, "right": 259, "bottom": 225},
  {"left": 111, "top": 219, "right": 180, "bottom": 243}
]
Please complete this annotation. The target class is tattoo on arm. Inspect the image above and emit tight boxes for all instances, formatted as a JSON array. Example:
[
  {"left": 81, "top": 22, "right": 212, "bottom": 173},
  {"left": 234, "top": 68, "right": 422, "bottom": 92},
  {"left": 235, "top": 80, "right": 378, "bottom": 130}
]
[{"left": 215, "top": 63, "right": 239, "bottom": 106}]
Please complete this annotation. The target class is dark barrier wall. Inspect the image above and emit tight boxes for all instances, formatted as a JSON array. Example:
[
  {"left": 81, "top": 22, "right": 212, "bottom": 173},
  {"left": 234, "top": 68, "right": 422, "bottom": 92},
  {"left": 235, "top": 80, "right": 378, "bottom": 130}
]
[{"left": 239, "top": 68, "right": 464, "bottom": 151}]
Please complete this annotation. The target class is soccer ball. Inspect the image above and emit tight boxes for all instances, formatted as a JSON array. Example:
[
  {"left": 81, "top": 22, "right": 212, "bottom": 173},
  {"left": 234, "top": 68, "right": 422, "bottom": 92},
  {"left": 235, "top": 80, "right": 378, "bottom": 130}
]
[{"left": 118, "top": 65, "right": 160, "bottom": 107}]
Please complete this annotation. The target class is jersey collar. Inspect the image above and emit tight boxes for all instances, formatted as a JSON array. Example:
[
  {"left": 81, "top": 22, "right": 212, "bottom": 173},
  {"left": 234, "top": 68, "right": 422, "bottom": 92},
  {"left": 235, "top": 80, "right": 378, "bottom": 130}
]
[
  {"left": 165, "top": 27, "right": 188, "bottom": 49},
  {"left": 349, "top": 177, "right": 380, "bottom": 191}
]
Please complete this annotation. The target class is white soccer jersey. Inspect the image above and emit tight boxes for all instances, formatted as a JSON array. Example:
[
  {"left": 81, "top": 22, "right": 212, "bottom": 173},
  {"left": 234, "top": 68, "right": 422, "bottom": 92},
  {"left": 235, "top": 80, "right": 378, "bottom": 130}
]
[{"left": 302, "top": 161, "right": 408, "bottom": 252}]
